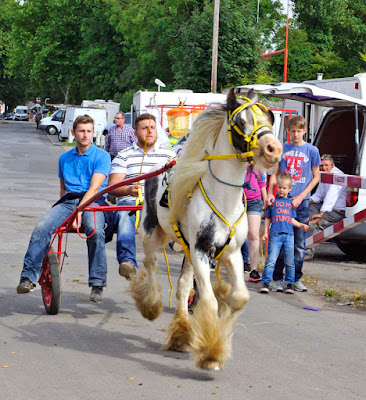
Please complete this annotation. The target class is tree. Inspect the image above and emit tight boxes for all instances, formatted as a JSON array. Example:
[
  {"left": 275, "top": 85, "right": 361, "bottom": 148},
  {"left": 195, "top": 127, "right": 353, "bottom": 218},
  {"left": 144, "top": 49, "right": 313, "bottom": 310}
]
[
  {"left": 292, "top": 0, "right": 366, "bottom": 78},
  {"left": 171, "top": 0, "right": 262, "bottom": 91},
  {"left": 0, "top": 0, "right": 24, "bottom": 109}
]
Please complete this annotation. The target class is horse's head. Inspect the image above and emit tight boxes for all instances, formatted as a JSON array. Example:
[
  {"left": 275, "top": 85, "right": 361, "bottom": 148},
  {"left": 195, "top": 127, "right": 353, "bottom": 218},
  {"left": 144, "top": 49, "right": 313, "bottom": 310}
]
[{"left": 226, "top": 88, "right": 282, "bottom": 171}]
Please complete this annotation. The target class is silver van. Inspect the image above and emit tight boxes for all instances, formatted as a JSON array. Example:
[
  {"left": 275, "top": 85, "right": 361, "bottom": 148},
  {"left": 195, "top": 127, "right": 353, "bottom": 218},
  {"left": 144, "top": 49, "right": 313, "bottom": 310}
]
[
  {"left": 14, "top": 105, "right": 29, "bottom": 121},
  {"left": 236, "top": 80, "right": 366, "bottom": 256}
]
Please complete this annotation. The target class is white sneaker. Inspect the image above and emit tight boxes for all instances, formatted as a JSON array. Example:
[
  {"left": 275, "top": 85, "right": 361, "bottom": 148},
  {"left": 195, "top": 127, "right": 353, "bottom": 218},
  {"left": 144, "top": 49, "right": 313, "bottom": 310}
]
[
  {"left": 271, "top": 280, "right": 284, "bottom": 292},
  {"left": 294, "top": 280, "right": 308, "bottom": 292}
]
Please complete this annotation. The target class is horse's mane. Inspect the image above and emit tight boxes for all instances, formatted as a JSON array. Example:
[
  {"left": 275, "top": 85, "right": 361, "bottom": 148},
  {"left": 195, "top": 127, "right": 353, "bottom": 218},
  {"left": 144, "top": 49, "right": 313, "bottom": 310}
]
[{"left": 169, "top": 105, "right": 226, "bottom": 223}]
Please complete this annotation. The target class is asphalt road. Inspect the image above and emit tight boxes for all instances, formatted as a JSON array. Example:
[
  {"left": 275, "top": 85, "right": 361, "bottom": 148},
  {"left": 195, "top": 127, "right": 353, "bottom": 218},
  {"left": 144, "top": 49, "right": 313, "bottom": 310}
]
[{"left": 0, "top": 121, "right": 365, "bottom": 400}]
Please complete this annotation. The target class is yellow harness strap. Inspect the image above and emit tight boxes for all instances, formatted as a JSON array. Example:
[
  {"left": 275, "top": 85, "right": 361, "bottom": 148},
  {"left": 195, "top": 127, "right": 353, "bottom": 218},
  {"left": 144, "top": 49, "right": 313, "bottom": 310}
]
[
  {"left": 203, "top": 151, "right": 255, "bottom": 161},
  {"left": 167, "top": 189, "right": 192, "bottom": 264},
  {"left": 135, "top": 188, "right": 144, "bottom": 228},
  {"left": 198, "top": 179, "right": 246, "bottom": 261}
]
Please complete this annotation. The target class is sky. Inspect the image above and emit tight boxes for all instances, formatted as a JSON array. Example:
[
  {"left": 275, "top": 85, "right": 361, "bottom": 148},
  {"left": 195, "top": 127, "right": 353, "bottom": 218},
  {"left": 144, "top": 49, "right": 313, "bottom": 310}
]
[{"left": 279, "top": 0, "right": 293, "bottom": 16}]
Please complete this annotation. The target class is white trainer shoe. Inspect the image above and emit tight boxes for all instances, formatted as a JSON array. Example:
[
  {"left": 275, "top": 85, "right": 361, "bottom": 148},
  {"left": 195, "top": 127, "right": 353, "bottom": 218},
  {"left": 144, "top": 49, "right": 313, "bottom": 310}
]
[
  {"left": 294, "top": 280, "right": 308, "bottom": 292},
  {"left": 271, "top": 280, "right": 284, "bottom": 292}
]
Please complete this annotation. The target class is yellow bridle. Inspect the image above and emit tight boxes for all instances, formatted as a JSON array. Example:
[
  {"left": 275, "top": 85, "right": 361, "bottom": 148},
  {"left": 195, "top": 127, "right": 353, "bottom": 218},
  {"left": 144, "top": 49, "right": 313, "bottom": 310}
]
[{"left": 203, "top": 96, "right": 273, "bottom": 162}]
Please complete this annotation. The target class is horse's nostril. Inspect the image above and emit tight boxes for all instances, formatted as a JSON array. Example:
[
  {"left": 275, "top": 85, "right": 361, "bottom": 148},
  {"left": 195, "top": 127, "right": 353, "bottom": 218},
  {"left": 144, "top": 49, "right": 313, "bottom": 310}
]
[{"left": 267, "top": 145, "right": 274, "bottom": 153}]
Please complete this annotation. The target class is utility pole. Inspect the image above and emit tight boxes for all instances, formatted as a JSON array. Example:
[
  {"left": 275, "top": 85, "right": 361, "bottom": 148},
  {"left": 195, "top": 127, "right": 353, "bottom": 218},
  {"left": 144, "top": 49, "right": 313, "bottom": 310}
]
[{"left": 211, "top": 0, "right": 220, "bottom": 93}]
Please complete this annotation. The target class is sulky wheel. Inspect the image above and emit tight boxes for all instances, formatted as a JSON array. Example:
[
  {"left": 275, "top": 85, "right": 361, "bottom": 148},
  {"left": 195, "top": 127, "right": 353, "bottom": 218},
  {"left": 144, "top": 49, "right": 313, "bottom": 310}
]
[{"left": 41, "top": 247, "right": 61, "bottom": 315}]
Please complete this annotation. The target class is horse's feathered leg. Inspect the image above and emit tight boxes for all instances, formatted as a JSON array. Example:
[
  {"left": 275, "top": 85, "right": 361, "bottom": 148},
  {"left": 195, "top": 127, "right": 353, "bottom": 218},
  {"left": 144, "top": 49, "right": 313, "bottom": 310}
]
[
  {"left": 128, "top": 226, "right": 165, "bottom": 321},
  {"left": 220, "top": 248, "right": 250, "bottom": 312},
  {"left": 164, "top": 257, "right": 193, "bottom": 352},
  {"left": 188, "top": 254, "right": 237, "bottom": 370}
]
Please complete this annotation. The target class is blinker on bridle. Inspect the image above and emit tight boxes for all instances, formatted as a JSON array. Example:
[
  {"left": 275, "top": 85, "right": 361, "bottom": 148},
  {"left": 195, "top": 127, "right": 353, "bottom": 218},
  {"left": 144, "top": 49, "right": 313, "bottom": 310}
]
[{"left": 203, "top": 95, "right": 273, "bottom": 163}]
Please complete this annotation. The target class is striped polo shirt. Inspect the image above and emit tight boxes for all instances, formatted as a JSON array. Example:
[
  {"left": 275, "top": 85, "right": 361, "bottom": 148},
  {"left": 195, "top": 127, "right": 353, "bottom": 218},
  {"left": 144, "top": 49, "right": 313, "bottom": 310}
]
[{"left": 110, "top": 143, "right": 176, "bottom": 203}]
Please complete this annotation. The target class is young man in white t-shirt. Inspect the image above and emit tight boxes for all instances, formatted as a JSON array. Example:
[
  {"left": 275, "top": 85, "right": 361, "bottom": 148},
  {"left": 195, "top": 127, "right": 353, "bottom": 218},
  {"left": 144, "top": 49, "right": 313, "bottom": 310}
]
[{"left": 108, "top": 114, "right": 176, "bottom": 280}]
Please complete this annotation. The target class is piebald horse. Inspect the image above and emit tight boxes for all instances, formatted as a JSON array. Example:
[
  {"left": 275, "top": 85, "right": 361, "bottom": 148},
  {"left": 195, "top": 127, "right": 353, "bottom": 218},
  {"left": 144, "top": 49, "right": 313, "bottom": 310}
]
[{"left": 130, "top": 89, "right": 282, "bottom": 370}]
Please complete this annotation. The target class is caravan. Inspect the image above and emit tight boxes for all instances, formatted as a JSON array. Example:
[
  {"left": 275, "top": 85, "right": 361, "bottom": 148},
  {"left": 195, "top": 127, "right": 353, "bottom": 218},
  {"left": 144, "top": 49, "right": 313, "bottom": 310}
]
[{"left": 236, "top": 74, "right": 366, "bottom": 256}]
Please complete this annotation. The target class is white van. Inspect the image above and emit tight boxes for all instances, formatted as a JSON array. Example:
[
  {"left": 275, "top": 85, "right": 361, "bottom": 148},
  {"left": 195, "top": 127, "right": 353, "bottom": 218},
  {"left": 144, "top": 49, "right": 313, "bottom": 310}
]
[
  {"left": 58, "top": 107, "right": 107, "bottom": 143},
  {"left": 81, "top": 99, "right": 120, "bottom": 126},
  {"left": 39, "top": 109, "right": 66, "bottom": 135},
  {"left": 236, "top": 80, "right": 366, "bottom": 256},
  {"left": 14, "top": 105, "right": 29, "bottom": 121}
]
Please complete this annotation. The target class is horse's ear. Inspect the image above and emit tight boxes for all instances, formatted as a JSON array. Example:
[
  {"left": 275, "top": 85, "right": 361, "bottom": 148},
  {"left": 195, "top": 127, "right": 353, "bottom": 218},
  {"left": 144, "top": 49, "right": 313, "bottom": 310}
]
[
  {"left": 266, "top": 109, "right": 275, "bottom": 125},
  {"left": 257, "top": 104, "right": 275, "bottom": 125},
  {"left": 247, "top": 88, "right": 255, "bottom": 100},
  {"left": 227, "top": 88, "right": 238, "bottom": 111}
]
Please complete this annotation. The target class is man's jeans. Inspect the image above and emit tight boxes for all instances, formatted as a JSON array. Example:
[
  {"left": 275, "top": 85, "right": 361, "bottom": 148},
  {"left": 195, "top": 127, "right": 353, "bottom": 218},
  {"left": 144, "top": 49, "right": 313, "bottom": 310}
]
[
  {"left": 262, "top": 233, "right": 295, "bottom": 285},
  {"left": 241, "top": 239, "right": 249, "bottom": 263},
  {"left": 21, "top": 199, "right": 107, "bottom": 287},
  {"left": 115, "top": 201, "right": 137, "bottom": 268},
  {"left": 273, "top": 199, "right": 309, "bottom": 282}
]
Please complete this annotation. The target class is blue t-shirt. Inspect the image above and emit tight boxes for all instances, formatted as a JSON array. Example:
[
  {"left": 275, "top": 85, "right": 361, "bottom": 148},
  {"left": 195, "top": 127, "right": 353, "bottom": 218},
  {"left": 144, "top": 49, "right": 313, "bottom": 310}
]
[
  {"left": 265, "top": 197, "right": 297, "bottom": 235},
  {"left": 58, "top": 144, "right": 111, "bottom": 193},
  {"left": 278, "top": 142, "right": 321, "bottom": 199}
]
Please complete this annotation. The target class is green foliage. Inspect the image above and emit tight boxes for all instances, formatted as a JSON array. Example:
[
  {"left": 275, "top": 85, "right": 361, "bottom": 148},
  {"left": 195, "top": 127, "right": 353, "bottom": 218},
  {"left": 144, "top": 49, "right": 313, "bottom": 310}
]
[
  {"left": 1, "top": 0, "right": 365, "bottom": 109},
  {"left": 324, "top": 289, "right": 341, "bottom": 297},
  {"left": 292, "top": 0, "right": 366, "bottom": 78}
]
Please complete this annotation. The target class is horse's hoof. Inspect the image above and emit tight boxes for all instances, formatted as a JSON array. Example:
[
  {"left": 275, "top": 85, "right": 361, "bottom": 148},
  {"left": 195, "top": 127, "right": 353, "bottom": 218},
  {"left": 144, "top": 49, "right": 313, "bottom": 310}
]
[
  {"left": 201, "top": 360, "right": 221, "bottom": 371},
  {"left": 179, "top": 344, "right": 192, "bottom": 353},
  {"left": 163, "top": 342, "right": 192, "bottom": 353}
]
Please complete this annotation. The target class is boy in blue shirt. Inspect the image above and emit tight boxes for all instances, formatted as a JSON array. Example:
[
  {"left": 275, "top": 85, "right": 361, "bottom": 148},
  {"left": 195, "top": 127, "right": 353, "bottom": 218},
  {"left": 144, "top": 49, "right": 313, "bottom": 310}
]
[
  {"left": 17, "top": 115, "right": 111, "bottom": 304},
  {"left": 260, "top": 174, "right": 309, "bottom": 293},
  {"left": 266, "top": 116, "right": 321, "bottom": 292}
]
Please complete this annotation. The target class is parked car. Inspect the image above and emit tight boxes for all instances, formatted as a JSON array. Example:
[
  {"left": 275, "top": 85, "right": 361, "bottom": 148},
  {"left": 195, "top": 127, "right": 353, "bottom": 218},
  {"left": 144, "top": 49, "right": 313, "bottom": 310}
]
[
  {"left": 236, "top": 78, "right": 366, "bottom": 256},
  {"left": 39, "top": 109, "right": 66, "bottom": 135}
]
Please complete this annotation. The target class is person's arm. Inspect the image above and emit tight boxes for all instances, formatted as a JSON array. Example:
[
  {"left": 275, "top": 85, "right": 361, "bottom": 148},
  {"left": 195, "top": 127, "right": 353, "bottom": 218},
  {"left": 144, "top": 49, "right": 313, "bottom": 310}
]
[
  {"left": 291, "top": 165, "right": 320, "bottom": 209},
  {"left": 321, "top": 184, "right": 343, "bottom": 213},
  {"left": 104, "top": 129, "right": 111, "bottom": 153},
  {"left": 266, "top": 164, "right": 279, "bottom": 207},
  {"left": 262, "top": 217, "right": 271, "bottom": 241},
  {"left": 260, "top": 186, "right": 267, "bottom": 209},
  {"left": 60, "top": 179, "right": 66, "bottom": 198},
  {"left": 128, "top": 127, "right": 137, "bottom": 146},
  {"left": 108, "top": 172, "right": 141, "bottom": 198},
  {"left": 72, "top": 172, "right": 108, "bottom": 229},
  {"left": 292, "top": 218, "right": 309, "bottom": 232}
]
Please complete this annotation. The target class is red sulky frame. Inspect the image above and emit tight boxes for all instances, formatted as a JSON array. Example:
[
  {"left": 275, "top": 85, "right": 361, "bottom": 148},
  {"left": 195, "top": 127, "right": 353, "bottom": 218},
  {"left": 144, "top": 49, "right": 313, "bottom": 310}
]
[{"left": 39, "top": 160, "right": 177, "bottom": 314}]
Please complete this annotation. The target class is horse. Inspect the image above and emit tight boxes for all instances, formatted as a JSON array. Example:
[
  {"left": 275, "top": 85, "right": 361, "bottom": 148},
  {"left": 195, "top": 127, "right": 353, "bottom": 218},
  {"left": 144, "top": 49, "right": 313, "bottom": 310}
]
[{"left": 129, "top": 88, "right": 282, "bottom": 370}]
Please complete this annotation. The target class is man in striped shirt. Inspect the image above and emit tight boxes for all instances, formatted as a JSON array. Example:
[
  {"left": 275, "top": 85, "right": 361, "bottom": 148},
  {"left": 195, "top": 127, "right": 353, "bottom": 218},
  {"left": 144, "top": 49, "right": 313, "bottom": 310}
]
[
  {"left": 108, "top": 114, "right": 176, "bottom": 280},
  {"left": 104, "top": 112, "right": 136, "bottom": 160}
]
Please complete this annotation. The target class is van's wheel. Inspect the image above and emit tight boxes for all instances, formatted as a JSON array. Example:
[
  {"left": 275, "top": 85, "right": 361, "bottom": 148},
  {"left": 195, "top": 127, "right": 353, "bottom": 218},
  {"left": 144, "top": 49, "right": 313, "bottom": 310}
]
[
  {"left": 335, "top": 239, "right": 366, "bottom": 258},
  {"left": 46, "top": 125, "right": 58, "bottom": 135},
  {"left": 40, "top": 247, "right": 61, "bottom": 315},
  {"left": 58, "top": 133, "right": 66, "bottom": 142}
]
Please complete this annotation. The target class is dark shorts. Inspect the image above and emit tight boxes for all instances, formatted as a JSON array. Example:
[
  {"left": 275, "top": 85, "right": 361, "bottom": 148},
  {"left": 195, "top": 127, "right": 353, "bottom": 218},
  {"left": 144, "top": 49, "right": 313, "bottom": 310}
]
[{"left": 246, "top": 199, "right": 263, "bottom": 216}]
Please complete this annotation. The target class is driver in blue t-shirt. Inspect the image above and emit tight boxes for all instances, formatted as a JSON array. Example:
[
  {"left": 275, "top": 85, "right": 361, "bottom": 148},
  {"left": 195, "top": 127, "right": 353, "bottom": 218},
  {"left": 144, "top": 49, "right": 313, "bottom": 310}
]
[{"left": 17, "top": 115, "right": 111, "bottom": 304}]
